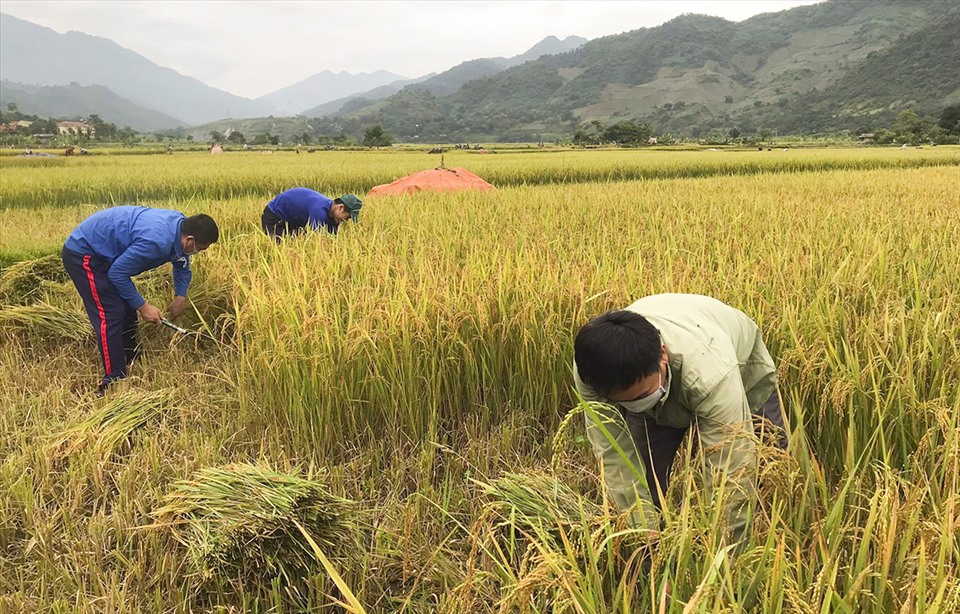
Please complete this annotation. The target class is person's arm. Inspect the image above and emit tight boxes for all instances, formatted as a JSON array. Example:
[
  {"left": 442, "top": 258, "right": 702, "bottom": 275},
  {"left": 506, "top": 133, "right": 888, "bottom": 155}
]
[
  {"left": 694, "top": 370, "right": 758, "bottom": 548},
  {"left": 169, "top": 255, "right": 192, "bottom": 318},
  {"left": 575, "top": 370, "right": 660, "bottom": 531},
  {"left": 307, "top": 202, "right": 329, "bottom": 231},
  {"left": 173, "top": 254, "right": 191, "bottom": 294},
  {"left": 107, "top": 239, "right": 159, "bottom": 310}
]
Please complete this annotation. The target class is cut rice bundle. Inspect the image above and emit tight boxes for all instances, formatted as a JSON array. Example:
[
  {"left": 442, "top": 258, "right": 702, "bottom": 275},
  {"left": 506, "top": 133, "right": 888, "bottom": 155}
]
[
  {"left": 0, "top": 302, "right": 89, "bottom": 342},
  {"left": 49, "top": 389, "right": 175, "bottom": 461},
  {"left": 478, "top": 470, "right": 602, "bottom": 536},
  {"left": 152, "top": 462, "right": 355, "bottom": 583},
  {"left": 0, "top": 255, "right": 69, "bottom": 304}
]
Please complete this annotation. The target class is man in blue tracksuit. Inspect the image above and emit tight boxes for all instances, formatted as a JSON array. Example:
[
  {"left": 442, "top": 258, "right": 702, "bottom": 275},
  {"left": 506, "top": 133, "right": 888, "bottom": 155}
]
[
  {"left": 61, "top": 206, "right": 219, "bottom": 393},
  {"left": 260, "top": 187, "right": 363, "bottom": 241}
]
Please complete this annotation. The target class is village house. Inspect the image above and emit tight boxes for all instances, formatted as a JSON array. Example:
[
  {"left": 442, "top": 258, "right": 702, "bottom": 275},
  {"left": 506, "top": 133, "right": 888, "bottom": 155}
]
[
  {"left": 0, "top": 120, "right": 34, "bottom": 134},
  {"left": 57, "top": 120, "right": 95, "bottom": 137}
]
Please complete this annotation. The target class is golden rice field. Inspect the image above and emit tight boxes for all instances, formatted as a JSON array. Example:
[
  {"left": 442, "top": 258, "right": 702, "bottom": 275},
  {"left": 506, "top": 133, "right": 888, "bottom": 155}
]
[{"left": 1, "top": 147, "right": 959, "bottom": 613}]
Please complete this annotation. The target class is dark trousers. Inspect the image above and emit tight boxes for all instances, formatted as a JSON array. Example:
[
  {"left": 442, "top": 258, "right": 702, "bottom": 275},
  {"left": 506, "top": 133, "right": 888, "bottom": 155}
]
[
  {"left": 261, "top": 206, "right": 304, "bottom": 242},
  {"left": 624, "top": 391, "right": 788, "bottom": 510},
  {"left": 62, "top": 246, "right": 140, "bottom": 388}
]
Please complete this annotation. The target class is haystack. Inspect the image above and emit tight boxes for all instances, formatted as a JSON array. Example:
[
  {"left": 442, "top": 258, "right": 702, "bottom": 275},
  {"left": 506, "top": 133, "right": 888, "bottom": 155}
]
[{"left": 368, "top": 166, "right": 494, "bottom": 196}]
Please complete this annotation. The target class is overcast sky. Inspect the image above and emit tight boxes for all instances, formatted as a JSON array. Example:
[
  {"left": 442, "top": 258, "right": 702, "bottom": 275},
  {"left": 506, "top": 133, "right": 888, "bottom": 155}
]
[{"left": 2, "top": 1, "right": 822, "bottom": 99}]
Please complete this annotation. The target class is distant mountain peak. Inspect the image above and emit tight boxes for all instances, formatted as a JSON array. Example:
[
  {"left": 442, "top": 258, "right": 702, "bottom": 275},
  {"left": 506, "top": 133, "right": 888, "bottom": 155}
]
[
  {"left": 0, "top": 12, "right": 275, "bottom": 124},
  {"left": 513, "top": 35, "right": 588, "bottom": 64},
  {"left": 396, "top": 33, "right": 588, "bottom": 99},
  {"left": 257, "top": 69, "right": 410, "bottom": 114}
]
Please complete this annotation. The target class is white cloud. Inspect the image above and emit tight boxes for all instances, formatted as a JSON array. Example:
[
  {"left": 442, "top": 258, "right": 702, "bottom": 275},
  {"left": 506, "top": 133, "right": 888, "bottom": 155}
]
[{"left": 1, "top": 0, "right": 823, "bottom": 98}]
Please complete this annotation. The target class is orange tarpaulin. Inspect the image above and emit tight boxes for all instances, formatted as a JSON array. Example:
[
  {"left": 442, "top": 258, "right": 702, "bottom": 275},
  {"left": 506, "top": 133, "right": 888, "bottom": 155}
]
[{"left": 367, "top": 167, "right": 495, "bottom": 196}]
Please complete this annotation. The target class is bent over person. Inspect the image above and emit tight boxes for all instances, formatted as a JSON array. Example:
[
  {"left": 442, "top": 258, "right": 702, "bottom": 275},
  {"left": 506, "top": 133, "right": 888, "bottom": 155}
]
[
  {"left": 261, "top": 187, "right": 362, "bottom": 241},
  {"left": 573, "top": 293, "right": 788, "bottom": 549},
  {"left": 62, "top": 206, "right": 219, "bottom": 394}
]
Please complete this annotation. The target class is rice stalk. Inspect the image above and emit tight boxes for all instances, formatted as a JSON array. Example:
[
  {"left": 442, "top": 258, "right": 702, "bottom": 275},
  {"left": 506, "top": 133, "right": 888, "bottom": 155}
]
[
  {"left": 551, "top": 404, "right": 585, "bottom": 473},
  {"left": 467, "top": 471, "right": 648, "bottom": 612}
]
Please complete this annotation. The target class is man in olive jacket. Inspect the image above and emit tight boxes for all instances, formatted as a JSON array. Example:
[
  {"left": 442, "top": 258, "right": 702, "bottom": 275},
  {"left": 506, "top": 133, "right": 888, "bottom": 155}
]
[{"left": 573, "top": 293, "right": 788, "bottom": 548}]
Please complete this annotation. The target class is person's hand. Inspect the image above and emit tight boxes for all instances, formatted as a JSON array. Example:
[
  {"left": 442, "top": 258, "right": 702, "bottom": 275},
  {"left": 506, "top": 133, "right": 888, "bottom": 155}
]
[
  {"left": 168, "top": 295, "right": 188, "bottom": 320},
  {"left": 624, "top": 528, "right": 660, "bottom": 559},
  {"left": 138, "top": 302, "right": 163, "bottom": 324},
  {"left": 638, "top": 528, "right": 660, "bottom": 549}
]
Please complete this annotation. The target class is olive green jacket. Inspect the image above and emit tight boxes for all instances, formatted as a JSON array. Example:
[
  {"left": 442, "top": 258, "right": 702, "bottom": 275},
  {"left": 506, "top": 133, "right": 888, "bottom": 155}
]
[{"left": 574, "top": 294, "right": 777, "bottom": 545}]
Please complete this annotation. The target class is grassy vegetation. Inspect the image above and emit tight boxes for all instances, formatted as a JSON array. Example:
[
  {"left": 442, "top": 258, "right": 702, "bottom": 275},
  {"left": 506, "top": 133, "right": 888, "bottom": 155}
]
[{"left": 1, "top": 149, "right": 958, "bottom": 612}]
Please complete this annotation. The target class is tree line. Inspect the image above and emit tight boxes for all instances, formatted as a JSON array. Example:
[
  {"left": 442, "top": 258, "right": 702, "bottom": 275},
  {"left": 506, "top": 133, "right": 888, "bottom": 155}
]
[{"left": 3, "top": 102, "right": 958, "bottom": 148}]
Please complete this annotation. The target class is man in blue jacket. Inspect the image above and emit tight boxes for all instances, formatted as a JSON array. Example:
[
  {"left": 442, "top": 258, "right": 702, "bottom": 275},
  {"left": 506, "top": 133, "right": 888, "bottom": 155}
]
[
  {"left": 61, "top": 206, "right": 219, "bottom": 393},
  {"left": 261, "top": 187, "right": 362, "bottom": 241}
]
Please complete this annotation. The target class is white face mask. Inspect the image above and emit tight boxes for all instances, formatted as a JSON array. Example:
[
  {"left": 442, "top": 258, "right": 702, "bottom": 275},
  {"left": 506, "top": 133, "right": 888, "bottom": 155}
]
[{"left": 619, "top": 369, "right": 668, "bottom": 414}]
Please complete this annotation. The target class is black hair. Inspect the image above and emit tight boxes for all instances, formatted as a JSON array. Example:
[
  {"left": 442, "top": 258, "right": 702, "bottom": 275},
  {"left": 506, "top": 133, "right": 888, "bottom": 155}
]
[
  {"left": 182, "top": 214, "right": 219, "bottom": 245},
  {"left": 574, "top": 310, "right": 662, "bottom": 397}
]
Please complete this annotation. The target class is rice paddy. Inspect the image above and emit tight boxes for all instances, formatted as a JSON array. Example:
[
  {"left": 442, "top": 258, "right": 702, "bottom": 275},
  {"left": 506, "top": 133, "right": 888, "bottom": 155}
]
[{"left": 1, "top": 146, "right": 958, "bottom": 612}]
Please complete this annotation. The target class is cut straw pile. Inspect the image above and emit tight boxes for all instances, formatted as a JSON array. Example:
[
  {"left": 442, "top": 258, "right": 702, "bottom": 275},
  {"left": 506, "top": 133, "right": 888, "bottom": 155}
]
[
  {"left": 153, "top": 463, "right": 355, "bottom": 583},
  {"left": 478, "top": 470, "right": 603, "bottom": 537},
  {"left": 0, "top": 254, "right": 70, "bottom": 304},
  {"left": 49, "top": 389, "right": 175, "bottom": 461},
  {"left": 0, "top": 302, "right": 89, "bottom": 342}
]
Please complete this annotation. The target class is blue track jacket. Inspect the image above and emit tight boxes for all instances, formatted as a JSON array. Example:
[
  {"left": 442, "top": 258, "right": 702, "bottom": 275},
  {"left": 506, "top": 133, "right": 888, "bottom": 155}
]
[
  {"left": 266, "top": 188, "right": 337, "bottom": 233},
  {"left": 64, "top": 206, "right": 190, "bottom": 309}
]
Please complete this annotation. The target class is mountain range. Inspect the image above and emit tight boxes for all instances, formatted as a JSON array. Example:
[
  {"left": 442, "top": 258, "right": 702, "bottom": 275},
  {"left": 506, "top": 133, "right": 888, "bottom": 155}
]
[
  {"left": 1, "top": 1, "right": 958, "bottom": 140},
  {"left": 257, "top": 70, "right": 410, "bottom": 116},
  {"left": 322, "top": 0, "right": 960, "bottom": 141},
  {"left": 301, "top": 35, "right": 587, "bottom": 117},
  {"left": 0, "top": 80, "right": 184, "bottom": 131},
  {"left": 0, "top": 13, "right": 274, "bottom": 125},
  {"left": 0, "top": 11, "right": 587, "bottom": 132}
]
